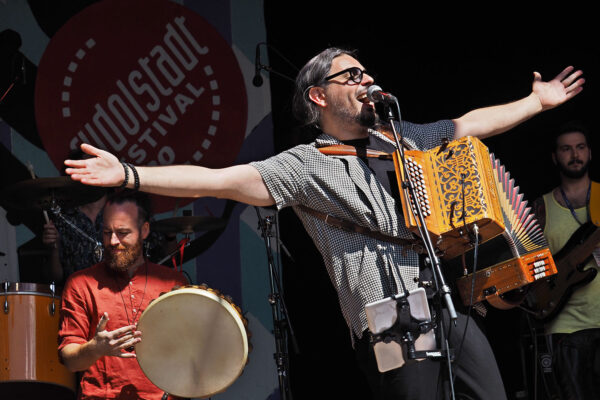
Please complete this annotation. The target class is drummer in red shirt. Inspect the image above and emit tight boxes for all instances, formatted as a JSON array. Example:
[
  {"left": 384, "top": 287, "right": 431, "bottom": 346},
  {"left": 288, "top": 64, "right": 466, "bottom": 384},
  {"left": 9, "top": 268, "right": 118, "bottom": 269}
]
[{"left": 58, "top": 190, "right": 188, "bottom": 400}]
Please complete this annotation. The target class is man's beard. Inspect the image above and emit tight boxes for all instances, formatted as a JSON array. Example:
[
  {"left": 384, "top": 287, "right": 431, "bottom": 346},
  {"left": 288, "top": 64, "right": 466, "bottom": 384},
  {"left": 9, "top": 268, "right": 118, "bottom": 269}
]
[
  {"left": 329, "top": 97, "right": 378, "bottom": 129},
  {"left": 105, "top": 240, "right": 143, "bottom": 272},
  {"left": 357, "top": 107, "right": 378, "bottom": 128},
  {"left": 558, "top": 158, "right": 590, "bottom": 179}
]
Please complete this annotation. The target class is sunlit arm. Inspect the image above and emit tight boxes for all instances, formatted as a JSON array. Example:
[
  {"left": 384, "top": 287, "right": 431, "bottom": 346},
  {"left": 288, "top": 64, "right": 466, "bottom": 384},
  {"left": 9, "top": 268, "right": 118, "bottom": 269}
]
[
  {"left": 64, "top": 143, "right": 275, "bottom": 207},
  {"left": 453, "top": 66, "right": 584, "bottom": 139}
]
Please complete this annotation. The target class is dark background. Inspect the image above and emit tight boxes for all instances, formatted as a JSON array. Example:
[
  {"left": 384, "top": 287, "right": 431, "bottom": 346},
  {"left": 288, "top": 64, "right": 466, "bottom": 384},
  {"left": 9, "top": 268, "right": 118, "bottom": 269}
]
[{"left": 263, "top": 3, "right": 598, "bottom": 399}]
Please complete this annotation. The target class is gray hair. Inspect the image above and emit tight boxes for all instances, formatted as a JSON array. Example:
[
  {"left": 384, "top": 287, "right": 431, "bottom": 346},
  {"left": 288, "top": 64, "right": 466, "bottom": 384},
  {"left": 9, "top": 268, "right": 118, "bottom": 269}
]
[{"left": 292, "top": 47, "right": 357, "bottom": 127}]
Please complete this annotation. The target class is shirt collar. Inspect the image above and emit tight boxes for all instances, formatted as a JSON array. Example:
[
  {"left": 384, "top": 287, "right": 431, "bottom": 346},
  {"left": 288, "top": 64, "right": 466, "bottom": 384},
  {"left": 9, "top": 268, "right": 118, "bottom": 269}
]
[{"left": 315, "top": 129, "right": 397, "bottom": 148}]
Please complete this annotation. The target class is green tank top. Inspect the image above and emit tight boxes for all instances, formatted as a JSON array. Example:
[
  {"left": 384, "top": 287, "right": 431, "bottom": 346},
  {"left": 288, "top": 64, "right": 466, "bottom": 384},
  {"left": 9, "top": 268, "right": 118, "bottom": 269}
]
[{"left": 543, "top": 191, "right": 600, "bottom": 334}]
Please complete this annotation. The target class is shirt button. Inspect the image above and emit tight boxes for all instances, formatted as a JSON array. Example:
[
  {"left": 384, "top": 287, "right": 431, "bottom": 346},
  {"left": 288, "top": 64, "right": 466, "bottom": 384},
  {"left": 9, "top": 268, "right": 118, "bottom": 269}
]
[
  {"left": 131, "top": 294, "right": 135, "bottom": 299},
  {"left": 133, "top": 308, "right": 136, "bottom": 313},
  {"left": 129, "top": 282, "right": 133, "bottom": 285}
]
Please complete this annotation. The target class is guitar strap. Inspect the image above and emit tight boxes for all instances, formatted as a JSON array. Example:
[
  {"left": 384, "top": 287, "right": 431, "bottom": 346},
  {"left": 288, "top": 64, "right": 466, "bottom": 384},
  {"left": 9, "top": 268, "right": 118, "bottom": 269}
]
[{"left": 559, "top": 183, "right": 591, "bottom": 226}]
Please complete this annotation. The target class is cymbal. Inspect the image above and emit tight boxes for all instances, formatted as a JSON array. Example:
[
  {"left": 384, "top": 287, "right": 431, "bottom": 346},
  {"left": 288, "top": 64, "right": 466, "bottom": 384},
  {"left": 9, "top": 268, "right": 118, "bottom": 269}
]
[
  {"left": 151, "top": 216, "right": 227, "bottom": 234},
  {"left": 1, "top": 177, "right": 107, "bottom": 210}
]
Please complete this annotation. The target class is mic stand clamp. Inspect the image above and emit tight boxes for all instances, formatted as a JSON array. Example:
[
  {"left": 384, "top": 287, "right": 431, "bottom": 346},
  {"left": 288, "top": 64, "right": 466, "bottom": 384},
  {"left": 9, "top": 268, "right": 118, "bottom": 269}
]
[{"left": 369, "top": 294, "right": 453, "bottom": 363}]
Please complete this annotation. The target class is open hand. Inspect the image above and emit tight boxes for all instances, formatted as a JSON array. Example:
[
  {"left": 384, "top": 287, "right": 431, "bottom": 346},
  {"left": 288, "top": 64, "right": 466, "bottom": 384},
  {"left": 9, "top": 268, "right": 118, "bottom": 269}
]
[
  {"left": 91, "top": 312, "right": 141, "bottom": 358},
  {"left": 64, "top": 144, "right": 124, "bottom": 187},
  {"left": 533, "top": 66, "right": 584, "bottom": 111}
]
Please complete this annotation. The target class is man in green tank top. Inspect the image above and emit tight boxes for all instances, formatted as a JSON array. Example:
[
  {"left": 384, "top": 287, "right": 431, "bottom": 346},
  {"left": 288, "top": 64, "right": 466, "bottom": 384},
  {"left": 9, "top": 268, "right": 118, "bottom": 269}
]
[{"left": 533, "top": 121, "right": 598, "bottom": 399}]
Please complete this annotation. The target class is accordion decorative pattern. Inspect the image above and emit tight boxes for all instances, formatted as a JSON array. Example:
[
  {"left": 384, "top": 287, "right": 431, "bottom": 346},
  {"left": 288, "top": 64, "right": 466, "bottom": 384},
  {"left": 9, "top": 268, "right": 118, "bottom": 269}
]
[
  {"left": 394, "top": 136, "right": 504, "bottom": 259},
  {"left": 393, "top": 136, "right": 558, "bottom": 308}
]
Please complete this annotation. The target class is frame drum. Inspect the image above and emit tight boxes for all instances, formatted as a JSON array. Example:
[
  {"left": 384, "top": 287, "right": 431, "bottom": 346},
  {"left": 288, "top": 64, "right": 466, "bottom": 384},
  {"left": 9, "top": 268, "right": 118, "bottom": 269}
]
[
  {"left": 136, "top": 285, "right": 250, "bottom": 398},
  {"left": 0, "top": 282, "right": 76, "bottom": 399}
]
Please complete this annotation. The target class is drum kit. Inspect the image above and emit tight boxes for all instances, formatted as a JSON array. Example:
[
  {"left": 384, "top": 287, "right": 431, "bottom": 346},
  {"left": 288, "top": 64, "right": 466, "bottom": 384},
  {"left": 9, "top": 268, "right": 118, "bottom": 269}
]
[
  {"left": 0, "top": 282, "right": 76, "bottom": 399},
  {"left": 1, "top": 177, "right": 249, "bottom": 399}
]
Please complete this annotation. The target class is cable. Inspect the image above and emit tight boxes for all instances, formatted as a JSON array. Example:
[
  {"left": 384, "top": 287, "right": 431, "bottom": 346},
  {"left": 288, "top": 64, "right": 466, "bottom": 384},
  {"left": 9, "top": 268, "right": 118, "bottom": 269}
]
[{"left": 452, "top": 224, "right": 480, "bottom": 387}]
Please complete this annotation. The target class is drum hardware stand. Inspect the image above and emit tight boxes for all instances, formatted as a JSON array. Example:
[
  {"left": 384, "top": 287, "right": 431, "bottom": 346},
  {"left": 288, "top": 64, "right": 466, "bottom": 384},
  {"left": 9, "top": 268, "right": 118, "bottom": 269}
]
[
  {"left": 157, "top": 235, "right": 191, "bottom": 266},
  {"left": 255, "top": 207, "right": 298, "bottom": 400},
  {"left": 0, "top": 52, "right": 25, "bottom": 105},
  {"left": 49, "top": 282, "right": 57, "bottom": 315},
  {"left": 3, "top": 281, "right": 9, "bottom": 314},
  {"left": 379, "top": 94, "right": 458, "bottom": 399}
]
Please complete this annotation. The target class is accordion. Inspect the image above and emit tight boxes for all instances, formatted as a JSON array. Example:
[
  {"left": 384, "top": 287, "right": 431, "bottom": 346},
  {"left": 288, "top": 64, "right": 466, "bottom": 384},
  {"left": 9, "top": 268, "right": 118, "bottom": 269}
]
[{"left": 393, "top": 136, "right": 558, "bottom": 307}]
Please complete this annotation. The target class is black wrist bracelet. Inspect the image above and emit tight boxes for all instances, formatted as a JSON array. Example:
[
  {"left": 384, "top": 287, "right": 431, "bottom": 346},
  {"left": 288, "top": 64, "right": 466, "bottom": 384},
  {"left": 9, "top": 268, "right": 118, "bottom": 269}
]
[
  {"left": 126, "top": 162, "right": 140, "bottom": 191},
  {"left": 119, "top": 162, "right": 129, "bottom": 188}
]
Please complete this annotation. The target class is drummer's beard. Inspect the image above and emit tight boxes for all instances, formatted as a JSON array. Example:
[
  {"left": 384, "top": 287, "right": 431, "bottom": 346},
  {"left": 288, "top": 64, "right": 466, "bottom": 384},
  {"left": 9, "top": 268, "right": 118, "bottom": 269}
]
[{"left": 105, "top": 240, "right": 143, "bottom": 273}]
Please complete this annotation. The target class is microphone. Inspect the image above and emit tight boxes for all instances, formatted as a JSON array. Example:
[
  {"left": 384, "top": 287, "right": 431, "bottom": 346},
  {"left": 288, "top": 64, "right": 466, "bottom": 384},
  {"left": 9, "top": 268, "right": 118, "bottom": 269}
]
[
  {"left": 252, "top": 43, "right": 263, "bottom": 87},
  {"left": 367, "top": 85, "right": 396, "bottom": 104}
]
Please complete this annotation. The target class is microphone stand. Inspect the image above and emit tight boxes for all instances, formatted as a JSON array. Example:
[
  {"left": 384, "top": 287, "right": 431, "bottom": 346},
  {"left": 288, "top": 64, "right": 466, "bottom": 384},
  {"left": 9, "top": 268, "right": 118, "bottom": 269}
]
[
  {"left": 253, "top": 42, "right": 298, "bottom": 85},
  {"left": 255, "top": 207, "right": 298, "bottom": 400},
  {"left": 381, "top": 99, "right": 457, "bottom": 400}
]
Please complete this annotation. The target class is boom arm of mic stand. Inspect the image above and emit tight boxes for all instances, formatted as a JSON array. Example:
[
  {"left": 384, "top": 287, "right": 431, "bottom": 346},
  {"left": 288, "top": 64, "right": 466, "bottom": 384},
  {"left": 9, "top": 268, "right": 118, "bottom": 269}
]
[
  {"left": 384, "top": 101, "right": 457, "bottom": 322},
  {"left": 256, "top": 64, "right": 297, "bottom": 84},
  {"left": 254, "top": 42, "right": 298, "bottom": 85}
]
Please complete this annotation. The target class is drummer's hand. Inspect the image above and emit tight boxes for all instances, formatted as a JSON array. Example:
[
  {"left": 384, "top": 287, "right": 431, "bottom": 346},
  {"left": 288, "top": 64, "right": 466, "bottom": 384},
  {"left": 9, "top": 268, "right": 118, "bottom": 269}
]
[
  {"left": 91, "top": 312, "right": 141, "bottom": 358},
  {"left": 64, "top": 143, "right": 125, "bottom": 187},
  {"left": 42, "top": 221, "right": 59, "bottom": 249}
]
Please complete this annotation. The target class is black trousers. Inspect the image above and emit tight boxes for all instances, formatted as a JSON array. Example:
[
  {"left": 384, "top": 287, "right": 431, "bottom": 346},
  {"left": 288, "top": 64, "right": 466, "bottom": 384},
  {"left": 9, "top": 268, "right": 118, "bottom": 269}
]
[
  {"left": 355, "top": 310, "right": 507, "bottom": 400},
  {"left": 552, "top": 328, "right": 600, "bottom": 400}
]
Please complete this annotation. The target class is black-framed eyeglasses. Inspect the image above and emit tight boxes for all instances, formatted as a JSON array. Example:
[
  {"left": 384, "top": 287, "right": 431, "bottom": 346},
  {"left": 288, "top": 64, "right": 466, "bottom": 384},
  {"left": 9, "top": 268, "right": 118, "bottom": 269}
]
[{"left": 323, "top": 67, "right": 367, "bottom": 84}]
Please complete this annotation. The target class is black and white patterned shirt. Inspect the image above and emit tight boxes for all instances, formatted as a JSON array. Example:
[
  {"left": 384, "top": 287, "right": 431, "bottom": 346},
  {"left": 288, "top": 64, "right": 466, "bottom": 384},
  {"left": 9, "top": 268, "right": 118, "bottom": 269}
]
[{"left": 251, "top": 120, "right": 455, "bottom": 341}]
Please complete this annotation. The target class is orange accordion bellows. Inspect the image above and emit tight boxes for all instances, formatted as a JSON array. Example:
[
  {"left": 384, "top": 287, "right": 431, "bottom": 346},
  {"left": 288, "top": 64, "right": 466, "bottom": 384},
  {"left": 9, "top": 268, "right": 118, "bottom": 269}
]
[{"left": 393, "top": 136, "right": 558, "bottom": 308}]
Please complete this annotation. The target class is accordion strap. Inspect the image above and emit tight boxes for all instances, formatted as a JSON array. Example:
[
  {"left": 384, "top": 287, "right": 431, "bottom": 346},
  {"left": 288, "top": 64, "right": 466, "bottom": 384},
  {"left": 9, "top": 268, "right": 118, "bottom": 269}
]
[
  {"left": 316, "top": 126, "right": 414, "bottom": 159},
  {"left": 317, "top": 145, "right": 393, "bottom": 159},
  {"left": 296, "top": 204, "right": 425, "bottom": 254}
]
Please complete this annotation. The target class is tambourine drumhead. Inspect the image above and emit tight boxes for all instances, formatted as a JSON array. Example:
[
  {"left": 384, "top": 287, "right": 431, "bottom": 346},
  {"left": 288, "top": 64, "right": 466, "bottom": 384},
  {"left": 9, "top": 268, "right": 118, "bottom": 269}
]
[{"left": 136, "top": 286, "right": 249, "bottom": 398}]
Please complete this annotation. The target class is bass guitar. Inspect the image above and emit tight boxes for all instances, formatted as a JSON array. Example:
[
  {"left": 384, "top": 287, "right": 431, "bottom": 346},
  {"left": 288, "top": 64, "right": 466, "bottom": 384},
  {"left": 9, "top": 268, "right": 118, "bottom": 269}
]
[{"left": 525, "top": 221, "right": 600, "bottom": 321}]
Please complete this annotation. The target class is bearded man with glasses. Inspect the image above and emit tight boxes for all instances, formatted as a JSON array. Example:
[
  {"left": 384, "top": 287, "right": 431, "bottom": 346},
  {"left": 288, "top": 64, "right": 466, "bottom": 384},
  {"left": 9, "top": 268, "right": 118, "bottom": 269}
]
[{"left": 64, "top": 47, "right": 584, "bottom": 399}]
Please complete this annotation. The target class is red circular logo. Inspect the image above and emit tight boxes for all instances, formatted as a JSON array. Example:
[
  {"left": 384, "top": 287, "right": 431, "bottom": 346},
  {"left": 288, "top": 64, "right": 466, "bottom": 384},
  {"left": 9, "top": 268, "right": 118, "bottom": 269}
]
[{"left": 35, "top": 0, "right": 247, "bottom": 212}]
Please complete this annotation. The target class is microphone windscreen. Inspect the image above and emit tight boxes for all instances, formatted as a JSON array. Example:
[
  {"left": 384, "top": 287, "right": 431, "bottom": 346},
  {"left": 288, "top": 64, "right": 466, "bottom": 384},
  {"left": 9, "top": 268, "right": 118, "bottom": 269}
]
[{"left": 367, "top": 85, "right": 383, "bottom": 102}]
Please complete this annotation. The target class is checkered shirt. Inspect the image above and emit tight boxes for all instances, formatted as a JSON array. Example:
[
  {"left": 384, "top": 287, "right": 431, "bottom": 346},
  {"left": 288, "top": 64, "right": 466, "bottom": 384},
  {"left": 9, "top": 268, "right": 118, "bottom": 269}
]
[{"left": 250, "top": 120, "right": 455, "bottom": 342}]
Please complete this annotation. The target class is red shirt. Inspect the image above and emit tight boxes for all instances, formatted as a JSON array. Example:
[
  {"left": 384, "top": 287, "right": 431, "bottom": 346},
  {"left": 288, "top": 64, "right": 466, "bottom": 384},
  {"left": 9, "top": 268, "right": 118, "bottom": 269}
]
[{"left": 58, "top": 261, "right": 187, "bottom": 399}]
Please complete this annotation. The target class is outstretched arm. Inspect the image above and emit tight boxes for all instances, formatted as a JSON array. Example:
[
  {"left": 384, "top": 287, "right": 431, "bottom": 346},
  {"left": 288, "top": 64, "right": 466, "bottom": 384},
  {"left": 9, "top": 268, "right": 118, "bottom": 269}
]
[
  {"left": 453, "top": 66, "right": 584, "bottom": 139},
  {"left": 64, "top": 144, "right": 275, "bottom": 207}
]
